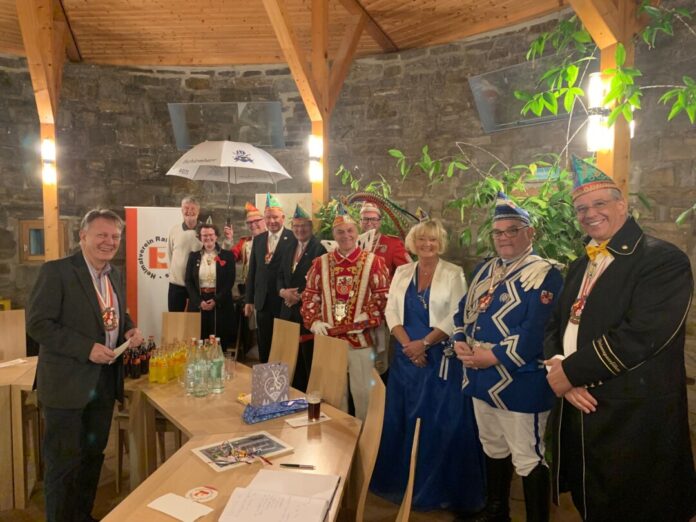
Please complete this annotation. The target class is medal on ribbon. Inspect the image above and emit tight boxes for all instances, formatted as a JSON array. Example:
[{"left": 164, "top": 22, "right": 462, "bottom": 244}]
[
  {"left": 569, "top": 297, "right": 585, "bottom": 324},
  {"left": 92, "top": 274, "right": 118, "bottom": 332},
  {"left": 478, "top": 293, "right": 494, "bottom": 312},
  {"left": 334, "top": 302, "right": 347, "bottom": 321}
]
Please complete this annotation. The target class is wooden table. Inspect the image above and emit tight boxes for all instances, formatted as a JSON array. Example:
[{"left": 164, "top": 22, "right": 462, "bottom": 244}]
[
  {"left": 114, "top": 365, "right": 362, "bottom": 521},
  {"left": 0, "top": 357, "right": 37, "bottom": 511}
]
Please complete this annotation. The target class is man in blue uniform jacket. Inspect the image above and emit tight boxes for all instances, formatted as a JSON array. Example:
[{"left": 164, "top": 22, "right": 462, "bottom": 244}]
[{"left": 453, "top": 192, "right": 563, "bottom": 522}]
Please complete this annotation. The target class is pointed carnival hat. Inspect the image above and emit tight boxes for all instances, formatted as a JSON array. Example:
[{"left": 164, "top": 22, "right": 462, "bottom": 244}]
[
  {"left": 265, "top": 192, "right": 283, "bottom": 210},
  {"left": 359, "top": 201, "right": 381, "bottom": 216},
  {"left": 332, "top": 201, "right": 357, "bottom": 228},
  {"left": 244, "top": 201, "right": 262, "bottom": 219},
  {"left": 571, "top": 155, "right": 619, "bottom": 201},
  {"left": 493, "top": 191, "right": 531, "bottom": 225},
  {"left": 415, "top": 207, "right": 430, "bottom": 223},
  {"left": 292, "top": 202, "right": 312, "bottom": 221}
]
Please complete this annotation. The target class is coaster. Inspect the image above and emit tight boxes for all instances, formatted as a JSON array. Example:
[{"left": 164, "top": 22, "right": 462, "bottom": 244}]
[
  {"left": 285, "top": 412, "right": 331, "bottom": 428},
  {"left": 185, "top": 485, "right": 218, "bottom": 503}
]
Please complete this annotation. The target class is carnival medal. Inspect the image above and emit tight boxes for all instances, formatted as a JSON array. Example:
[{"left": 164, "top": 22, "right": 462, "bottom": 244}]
[
  {"left": 334, "top": 302, "right": 347, "bottom": 322},
  {"left": 569, "top": 297, "right": 585, "bottom": 325}
]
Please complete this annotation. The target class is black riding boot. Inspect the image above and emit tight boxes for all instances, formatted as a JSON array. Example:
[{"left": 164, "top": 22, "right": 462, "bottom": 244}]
[
  {"left": 456, "top": 455, "right": 513, "bottom": 522},
  {"left": 522, "top": 464, "right": 550, "bottom": 522}
]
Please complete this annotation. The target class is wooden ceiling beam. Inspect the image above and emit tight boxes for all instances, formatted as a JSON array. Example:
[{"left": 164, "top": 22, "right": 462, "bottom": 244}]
[
  {"left": 312, "top": 0, "right": 329, "bottom": 117},
  {"left": 338, "top": 0, "right": 398, "bottom": 52},
  {"left": 329, "top": 11, "right": 366, "bottom": 113},
  {"left": 262, "top": 0, "right": 323, "bottom": 122},
  {"left": 16, "top": 0, "right": 68, "bottom": 124},
  {"left": 567, "top": 0, "right": 621, "bottom": 48},
  {"left": 55, "top": 0, "right": 80, "bottom": 61}
]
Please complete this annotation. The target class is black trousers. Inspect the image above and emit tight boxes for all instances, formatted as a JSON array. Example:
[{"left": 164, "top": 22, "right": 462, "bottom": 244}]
[
  {"left": 42, "top": 366, "right": 116, "bottom": 522},
  {"left": 256, "top": 292, "right": 281, "bottom": 363},
  {"left": 168, "top": 283, "right": 189, "bottom": 312}
]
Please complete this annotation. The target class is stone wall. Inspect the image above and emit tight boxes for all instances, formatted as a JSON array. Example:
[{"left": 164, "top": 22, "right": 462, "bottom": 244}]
[{"left": 0, "top": 6, "right": 695, "bottom": 427}]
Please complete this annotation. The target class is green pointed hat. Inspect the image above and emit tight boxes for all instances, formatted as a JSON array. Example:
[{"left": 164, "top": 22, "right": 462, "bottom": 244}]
[
  {"left": 415, "top": 207, "right": 430, "bottom": 223},
  {"left": 292, "top": 203, "right": 311, "bottom": 221},
  {"left": 571, "top": 155, "right": 619, "bottom": 201},
  {"left": 265, "top": 192, "right": 283, "bottom": 210}
]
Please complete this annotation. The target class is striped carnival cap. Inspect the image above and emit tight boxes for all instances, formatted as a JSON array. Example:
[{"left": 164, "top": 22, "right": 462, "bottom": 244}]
[
  {"left": 493, "top": 191, "right": 531, "bottom": 225},
  {"left": 332, "top": 201, "right": 357, "bottom": 228}
]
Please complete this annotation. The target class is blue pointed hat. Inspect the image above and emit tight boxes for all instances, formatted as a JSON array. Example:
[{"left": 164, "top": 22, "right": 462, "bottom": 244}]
[
  {"left": 292, "top": 203, "right": 311, "bottom": 221},
  {"left": 571, "top": 155, "right": 618, "bottom": 201},
  {"left": 493, "top": 191, "right": 531, "bottom": 225},
  {"left": 332, "top": 201, "right": 356, "bottom": 228}
]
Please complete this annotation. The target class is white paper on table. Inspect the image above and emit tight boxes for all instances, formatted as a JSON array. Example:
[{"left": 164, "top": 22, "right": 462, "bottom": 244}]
[
  {"left": 0, "top": 358, "right": 27, "bottom": 368},
  {"left": 248, "top": 469, "right": 340, "bottom": 503},
  {"left": 109, "top": 340, "right": 131, "bottom": 364},
  {"left": 285, "top": 412, "right": 331, "bottom": 428},
  {"left": 218, "top": 487, "right": 328, "bottom": 522},
  {"left": 147, "top": 493, "right": 213, "bottom": 522}
]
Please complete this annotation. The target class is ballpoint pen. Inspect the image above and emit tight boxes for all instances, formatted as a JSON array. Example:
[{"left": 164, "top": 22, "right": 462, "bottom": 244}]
[{"left": 280, "top": 463, "right": 315, "bottom": 469}]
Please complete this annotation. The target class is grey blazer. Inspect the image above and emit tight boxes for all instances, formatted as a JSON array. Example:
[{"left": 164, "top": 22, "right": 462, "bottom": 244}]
[{"left": 27, "top": 252, "right": 134, "bottom": 408}]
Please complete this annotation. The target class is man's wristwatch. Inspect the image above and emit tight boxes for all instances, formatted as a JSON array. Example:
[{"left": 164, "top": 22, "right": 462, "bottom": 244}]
[{"left": 422, "top": 339, "right": 431, "bottom": 349}]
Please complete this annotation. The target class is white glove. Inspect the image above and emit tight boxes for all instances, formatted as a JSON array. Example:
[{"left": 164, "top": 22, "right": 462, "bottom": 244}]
[
  {"left": 354, "top": 312, "right": 368, "bottom": 323},
  {"left": 519, "top": 259, "right": 564, "bottom": 291},
  {"left": 310, "top": 321, "right": 331, "bottom": 336}
]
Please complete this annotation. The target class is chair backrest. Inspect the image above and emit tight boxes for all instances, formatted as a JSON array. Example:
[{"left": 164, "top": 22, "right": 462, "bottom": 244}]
[
  {"left": 0, "top": 309, "right": 26, "bottom": 361},
  {"left": 306, "top": 335, "right": 349, "bottom": 411},
  {"left": 395, "top": 417, "right": 421, "bottom": 522},
  {"left": 267, "top": 318, "right": 300, "bottom": 382},
  {"left": 353, "top": 369, "right": 387, "bottom": 522},
  {"left": 161, "top": 312, "right": 200, "bottom": 344}
]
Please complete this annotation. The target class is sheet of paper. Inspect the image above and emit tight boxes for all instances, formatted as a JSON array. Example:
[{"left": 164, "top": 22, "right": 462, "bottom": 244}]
[
  {"left": 147, "top": 493, "right": 213, "bottom": 522},
  {"left": 109, "top": 340, "right": 131, "bottom": 363},
  {"left": 0, "top": 358, "right": 27, "bottom": 368},
  {"left": 285, "top": 412, "right": 331, "bottom": 428},
  {"left": 218, "top": 487, "right": 327, "bottom": 522},
  {"left": 248, "top": 469, "right": 340, "bottom": 503}
]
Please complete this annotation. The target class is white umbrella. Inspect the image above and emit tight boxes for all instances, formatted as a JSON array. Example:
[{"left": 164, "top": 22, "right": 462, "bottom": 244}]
[{"left": 165, "top": 140, "right": 292, "bottom": 218}]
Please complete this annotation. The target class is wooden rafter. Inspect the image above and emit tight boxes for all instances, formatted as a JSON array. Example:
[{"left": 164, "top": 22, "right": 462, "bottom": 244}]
[
  {"left": 55, "top": 0, "right": 81, "bottom": 61},
  {"left": 338, "top": 0, "right": 398, "bottom": 52},
  {"left": 16, "top": 0, "right": 67, "bottom": 124},
  {"left": 262, "top": 0, "right": 323, "bottom": 122},
  {"left": 329, "top": 11, "right": 367, "bottom": 113},
  {"left": 312, "top": 0, "right": 329, "bottom": 117},
  {"left": 568, "top": 0, "right": 622, "bottom": 48}
]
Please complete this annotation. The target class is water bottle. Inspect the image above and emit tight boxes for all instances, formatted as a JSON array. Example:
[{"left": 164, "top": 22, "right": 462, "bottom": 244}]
[
  {"left": 209, "top": 337, "right": 225, "bottom": 394},
  {"left": 191, "top": 340, "right": 209, "bottom": 397}
]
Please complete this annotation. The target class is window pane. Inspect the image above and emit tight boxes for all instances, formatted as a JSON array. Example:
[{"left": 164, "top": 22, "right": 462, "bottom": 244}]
[{"left": 29, "top": 228, "right": 45, "bottom": 256}]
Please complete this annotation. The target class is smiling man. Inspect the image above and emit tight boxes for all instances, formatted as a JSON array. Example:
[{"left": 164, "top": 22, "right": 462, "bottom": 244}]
[
  {"left": 544, "top": 156, "right": 695, "bottom": 521},
  {"left": 27, "top": 209, "right": 143, "bottom": 522},
  {"left": 301, "top": 204, "right": 390, "bottom": 420},
  {"left": 167, "top": 196, "right": 202, "bottom": 311},
  {"left": 452, "top": 192, "right": 563, "bottom": 522}
]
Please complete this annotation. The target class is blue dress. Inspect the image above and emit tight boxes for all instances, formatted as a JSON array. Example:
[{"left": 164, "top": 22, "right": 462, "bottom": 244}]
[{"left": 370, "top": 278, "right": 486, "bottom": 512}]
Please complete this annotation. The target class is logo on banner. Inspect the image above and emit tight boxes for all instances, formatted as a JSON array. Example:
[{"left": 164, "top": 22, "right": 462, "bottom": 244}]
[{"left": 138, "top": 235, "right": 169, "bottom": 279}]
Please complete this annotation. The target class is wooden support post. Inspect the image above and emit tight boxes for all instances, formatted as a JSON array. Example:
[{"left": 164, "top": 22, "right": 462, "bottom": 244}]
[
  {"left": 16, "top": 0, "right": 66, "bottom": 260},
  {"left": 311, "top": 0, "right": 329, "bottom": 218},
  {"left": 569, "top": 0, "right": 640, "bottom": 194}
]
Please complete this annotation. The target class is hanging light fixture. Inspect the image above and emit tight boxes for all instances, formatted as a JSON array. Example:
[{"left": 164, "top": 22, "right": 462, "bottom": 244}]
[{"left": 586, "top": 72, "right": 613, "bottom": 152}]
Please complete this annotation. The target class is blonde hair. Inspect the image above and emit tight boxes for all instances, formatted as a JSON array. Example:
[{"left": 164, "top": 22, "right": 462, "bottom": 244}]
[{"left": 405, "top": 219, "right": 448, "bottom": 255}]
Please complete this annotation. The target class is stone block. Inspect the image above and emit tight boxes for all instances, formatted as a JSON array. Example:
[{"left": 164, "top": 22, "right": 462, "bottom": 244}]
[
  {"left": 185, "top": 76, "right": 211, "bottom": 90},
  {"left": 643, "top": 167, "right": 675, "bottom": 188}
]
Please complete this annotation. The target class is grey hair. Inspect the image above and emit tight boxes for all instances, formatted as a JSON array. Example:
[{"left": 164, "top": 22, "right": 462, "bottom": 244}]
[
  {"left": 80, "top": 209, "right": 124, "bottom": 231},
  {"left": 181, "top": 195, "right": 200, "bottom": 207},
  {"left": 608, "top": 188, "right": 623, "bottom": 201}
]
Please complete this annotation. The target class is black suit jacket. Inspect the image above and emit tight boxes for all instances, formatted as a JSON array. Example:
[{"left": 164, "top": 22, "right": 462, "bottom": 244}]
[
  {"left": 277, "top": 235, "right": 326, "bottom": 323},
  {"left": 26, "top": 252, "right": 134, "bottom": 409},
  {"left": 245, "top": 228, "right": 295, "bottom": 311},
  {"left": 184, "top": 248, "right": 236, "bottom": 311}
]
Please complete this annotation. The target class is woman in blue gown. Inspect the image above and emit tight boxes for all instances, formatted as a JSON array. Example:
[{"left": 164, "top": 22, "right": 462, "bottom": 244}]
[{"left": 370, "top": 219, "right": 485, "bottom": 512}]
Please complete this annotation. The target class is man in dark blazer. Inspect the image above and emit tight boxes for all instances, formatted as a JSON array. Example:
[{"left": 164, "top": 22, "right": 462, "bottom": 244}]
[
  {"left": 185, "top": 223, "right": 236, "bottom": 349},
  {"left": 544, "top": 157, "right": 695, "bottom": 522},
  {"left": 244, "top": 193, "right": 294, "bottom": 363},
  {"left": 27, "top": 209, "right": 143, "bottom": 522},
  {"left": 277, "top": 204, "right": 326, "bottom": 391}
]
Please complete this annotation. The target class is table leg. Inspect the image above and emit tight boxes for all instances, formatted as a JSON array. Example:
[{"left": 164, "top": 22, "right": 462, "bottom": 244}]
[
  {"left": 10, "top": 386, "right": 26, "bottom": 509},
  {"left": 128, "top": 389, "right": 158, "bottom": 490},
  {"left": 0, "top": 386, "right": 13, "bottom": 510}
]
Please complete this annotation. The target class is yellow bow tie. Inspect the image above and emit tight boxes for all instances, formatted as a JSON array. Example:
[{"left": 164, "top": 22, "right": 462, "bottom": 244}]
[{"left": 585, "top": 241, "right": 610, "bottom": 261}]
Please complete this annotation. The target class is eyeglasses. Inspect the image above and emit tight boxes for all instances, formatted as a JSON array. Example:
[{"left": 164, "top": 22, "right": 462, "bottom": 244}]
[
  {"left": 246, "top": 219, "right": 264, "bottom": 226},
  {"left": 491, "top": 226, "right": 529, "bottom": 239},
  {"left": 360, "top": 217, "right": 381, "bottom": 223},
  {"left": 574, "top": 200, "right": 611, "bottom": 216}
]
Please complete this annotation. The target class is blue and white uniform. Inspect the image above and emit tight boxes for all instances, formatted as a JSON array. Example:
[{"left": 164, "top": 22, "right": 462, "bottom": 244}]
[{"left": 453, "top": 252, "right": 563, "bottom": 476}]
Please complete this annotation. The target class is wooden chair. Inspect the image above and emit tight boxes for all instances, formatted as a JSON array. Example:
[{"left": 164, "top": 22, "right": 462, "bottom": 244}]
[
  {"left": 306, "top": 335, "right": 349, "bottom": 412},
  {"left": 267, "top": 319, "right": 300, "bottom": 382},
  {"left": 396, "top": 417, "right": 422, "bottom": 522},
  {"left": 0, "top": 309, "right": 26, "bottom": 361},
  {"left": 161, "top": 312, "right": 200, "bottom": 344},
  {"left": 350, "top": 368, "right": 387, "bottom": 522}
]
